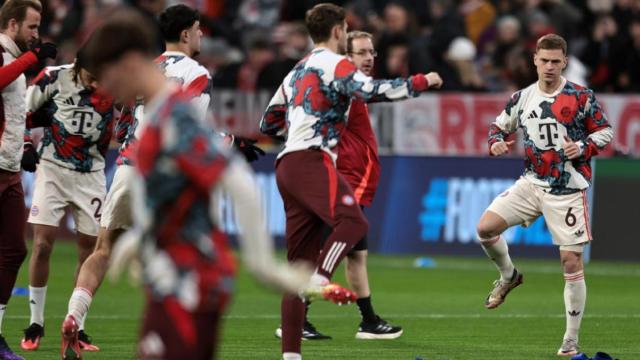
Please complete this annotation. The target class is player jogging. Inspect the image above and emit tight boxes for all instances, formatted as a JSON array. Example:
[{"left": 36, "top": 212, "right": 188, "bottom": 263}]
[
  {"left": 76, "top": 9, "right": 344, "bottom": 360},
  {"left": 275, "top": 31, "right": 402, "bottom": 341},
  {"left": 58, "top": 5, "right": 295, "bottom": 359},
  {"left": 476, "top": 34, "right": 612, "bottom": 357},
  {"left": 0, "top": 1, "right": 57, "bottom": 359},
  {"left": 19, "top": 51, "right": 112, "bottom": 353},
  {"left": 260, "top": 4, "right": 442, "bottom": 359}
]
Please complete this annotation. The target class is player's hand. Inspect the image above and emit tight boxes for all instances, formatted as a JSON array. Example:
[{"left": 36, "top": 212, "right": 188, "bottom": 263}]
[
  {"left": 31, "top": 42, "right": 58, "bottom": 62},
  {"left": 21, "top": 144, "right": 39, "bottom": 172},
  {"left": 233, "top": 136, "right": 266, "bottom": 162},
  {"left": 563, "top": 136, "right": 582, "bottom": 160},
  {"left": 490, "top": 140, "right": 515, "bottom": 156},
  {"left": 108, "top": 227, "right": 142, "bottom": 285},
  {"left": 425, "top": 72, "right": 443, "bottom": 89}
]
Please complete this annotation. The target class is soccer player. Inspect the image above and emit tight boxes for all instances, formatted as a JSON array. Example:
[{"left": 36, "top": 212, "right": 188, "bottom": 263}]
[
  {"left": 57, "top": 5, "right": 296, "bottom": 358},
  {"left": 276, "top": 31, "right": 402, "bottom": 341},
  {"left": 19, "top": 50, "right": 111, "bottom": 352},
  {"left": 0, "top": 1, "right": 56, "bottom": 359},
  {"left": 476, "top": 34, "right": 612, "bottom": 356},
  {"left": 73, "top": 9, "right": 341, "bottom": 360},
  {"left": 260, "top": 4, "right": 442, "bottom": 359}
]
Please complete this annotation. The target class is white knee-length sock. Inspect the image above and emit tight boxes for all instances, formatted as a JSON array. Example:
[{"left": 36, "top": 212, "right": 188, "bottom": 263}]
[
  {"left": 563, "top": 271, "right": 586, "bottom": 341},
  {"left": 479, "top": 235, "right": 515, "bottom": 281},
  {"left": 0, "top": 304, "right": 6, "bottom": 334},
  {"left": 29, "top": 285, "right": 47, "bottom": 326}
]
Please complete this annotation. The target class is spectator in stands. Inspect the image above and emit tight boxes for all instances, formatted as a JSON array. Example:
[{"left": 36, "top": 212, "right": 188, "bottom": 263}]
[
  {"left": 580, "top": 14, "right": 625, "bottom": 91},
  {"left": 620, "top": 17, "right": 640, "bottom": 92},
  {"left": 257, "top": 22, "right": 311, "bottom": 90},
  {"left": 212, "top": 36, "right": 275, "bottom": 91}
]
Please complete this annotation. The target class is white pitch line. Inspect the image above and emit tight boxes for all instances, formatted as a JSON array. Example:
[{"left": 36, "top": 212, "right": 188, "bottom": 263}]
[{"left": 5, "top": 314, "right": 639, "bottom": 320}]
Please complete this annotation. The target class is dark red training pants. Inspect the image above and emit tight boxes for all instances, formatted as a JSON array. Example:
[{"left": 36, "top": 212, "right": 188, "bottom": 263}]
[
  {"left": 0, "top": 169, "right": 27, "bottom": 304},
  {"left": 276, "top": 150, "right": 368, "bottom": 354},
  {"left": 138, "top": 297, "right": 226, "bottom": 360}
]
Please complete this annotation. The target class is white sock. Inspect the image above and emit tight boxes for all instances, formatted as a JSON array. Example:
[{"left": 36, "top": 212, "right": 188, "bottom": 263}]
[
  {"left": 283, "top": 352, "right": 302, "bottom": 360},
  {"left": 563, "top": 271, "right": 586, "bottom": 341},
  {"left": 67, "top": 288, "right": 93, "bottom": 324},
  {"left": 0, "top": 304, "right": 6, "bottom": 334},
  {"left": 78, "top": 312, "right": 87, "bottom": 331},
  {"left": 310, "top": 273, "right": 329, "bottom": 287},
  {"left": 29, "top": 285, "right": 47, "bottom": 326},
  {"left": 479, "top": 235, "right": 515, "bottom": 281}
]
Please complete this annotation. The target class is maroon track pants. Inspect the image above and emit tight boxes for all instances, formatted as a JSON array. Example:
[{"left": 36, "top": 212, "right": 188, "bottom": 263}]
[
  {"left": 276, "top": 150, "right": 368, "bottom": 354},
  {"left": 138, "top": 297, "right": 227, "bottom": 360},
  {"left": 0, "top": 169, "right": 27, "bottom": 304}
]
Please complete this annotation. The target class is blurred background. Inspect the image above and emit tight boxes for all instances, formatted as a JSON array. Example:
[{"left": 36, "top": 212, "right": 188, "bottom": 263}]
[{"left": 13, "top": 0, "right": 640, "bottom": 261}]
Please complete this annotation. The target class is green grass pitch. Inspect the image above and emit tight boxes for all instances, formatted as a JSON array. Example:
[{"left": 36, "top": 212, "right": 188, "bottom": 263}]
[{"left": 2, "top": 242, "right": 639, "bottom": 359}]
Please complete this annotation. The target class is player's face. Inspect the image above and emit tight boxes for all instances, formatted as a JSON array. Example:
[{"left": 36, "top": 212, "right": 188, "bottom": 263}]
[
  {"left": 336, "top": 21, "right": 348, "bottom": 54},
  {"left": 186, "top": 20, "right": 202, "bottom": 57},
  {"left": 79, "top": 69, "right": 98, "bottom": 91},
  {"left": 533, "top": 48, "right": 567, "bottom": 84},
  {"left": 98, "top": 53, "right": 145, "bottom": 102},
  {"left": 14, "top": 8, "right": 40, "bottom": 51},
  {"left": 349, "top": 37, "right": 375, "bottom": 76}
]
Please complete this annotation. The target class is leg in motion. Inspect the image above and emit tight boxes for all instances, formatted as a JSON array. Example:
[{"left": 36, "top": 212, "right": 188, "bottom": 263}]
[{"left": 477, "top": 210, "right": 523, "bottom": 309}]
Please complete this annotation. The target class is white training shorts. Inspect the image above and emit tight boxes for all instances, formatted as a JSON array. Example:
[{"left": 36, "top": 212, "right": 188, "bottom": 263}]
[
  {"left": 487, "top": 177, "right": 592, "bottom": 251},
  {"left": 100, "top": 165, "right": 135, "bottom": 231},
  {"left": 28, "top": 160, "right": 106, "bottom": 236}
]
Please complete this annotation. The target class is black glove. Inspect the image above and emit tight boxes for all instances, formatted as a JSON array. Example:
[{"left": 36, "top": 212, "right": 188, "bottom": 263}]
[
  {"left": 232, "top": 137, "right": 266, "bottom": 162},
  {"left": 21, "top": 144, "right": 39, "bottom": 172},
  {"left": 31, "top": 42, "right": 57, "bottom": 62}
]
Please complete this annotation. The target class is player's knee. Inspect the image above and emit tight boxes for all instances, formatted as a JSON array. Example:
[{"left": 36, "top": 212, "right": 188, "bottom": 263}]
[
  {"left": 32, "top": 240, "right": 54, "bottom": 259},
  {"left": 476, "top": 223, "right": 499, "bottom": 240},
  {"left": 561, "top": 254, "right": 582, "bottom": 273}
]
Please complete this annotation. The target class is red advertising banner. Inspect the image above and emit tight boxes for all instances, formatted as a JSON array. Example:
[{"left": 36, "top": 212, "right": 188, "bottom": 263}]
[{"left": 379, "top": 93, "right": 640, "bottom": 157}]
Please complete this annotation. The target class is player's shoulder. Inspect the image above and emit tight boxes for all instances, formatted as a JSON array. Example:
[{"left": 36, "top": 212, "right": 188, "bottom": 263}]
[
  {"left": 40, "top": 64, "right": 73, "bottom": 80},
  {"left": 563, "top": 80, "right": 595, "bottom": 97}
]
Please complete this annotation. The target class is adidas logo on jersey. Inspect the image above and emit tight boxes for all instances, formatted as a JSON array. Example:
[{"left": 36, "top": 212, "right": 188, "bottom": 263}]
[
  {"left": 64, "top": 96, "right": 75, "bottom": 106},
  {"left": 527, "top": 110, "right": 539, "bottom": 119}
]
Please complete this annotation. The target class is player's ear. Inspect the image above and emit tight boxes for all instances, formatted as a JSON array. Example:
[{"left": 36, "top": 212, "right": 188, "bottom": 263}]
[
  {"left": 181, "top": 29, "right": 189, "bottom": 44},
  {"left": 563, "top": 56, "right": 568, "bottom": 70}
]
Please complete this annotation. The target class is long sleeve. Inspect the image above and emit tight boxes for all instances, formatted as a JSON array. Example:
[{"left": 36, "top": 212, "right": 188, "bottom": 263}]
[
  {"left": 0, "top": 51, "right": 37, "bottom": 90},
  {"left": 488, "top": 91, "right": 521, "bottom": 154},
  {"left": 115, "top": 104, "right": 136, "bottom": 144},
  {"left": 25, "top": 67, "right": 58, "bottom": 129},
  {"left": 577, "top": 91, "right": 613, "bottom": 160},
  {"left": 331, "top": 58, "right": 429, "bottom": 103},
  {"left": 260, "top": 83, "right": 288, "bottom": 139}
]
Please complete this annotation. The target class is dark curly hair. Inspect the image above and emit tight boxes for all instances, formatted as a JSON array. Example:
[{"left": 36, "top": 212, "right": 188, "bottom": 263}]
[{"left": 158, "top": 4, "right": 200, "bottom": 43}]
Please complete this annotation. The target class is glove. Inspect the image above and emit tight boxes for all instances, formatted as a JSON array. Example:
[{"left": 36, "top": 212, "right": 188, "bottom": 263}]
[
  {"left": 31, "top": 42, "right": 58, "bottom": 62},
  {"left": 233, "top": 137, "right": 266, "bottom": 162},
  {"left": 21, "top": 144, "right": 39, "bottom": 172}
]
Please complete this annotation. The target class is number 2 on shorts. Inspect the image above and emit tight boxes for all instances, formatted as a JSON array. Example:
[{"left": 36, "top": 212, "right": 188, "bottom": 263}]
[{"left": 91, "top": 198, "right": 103, "bottom": 220}]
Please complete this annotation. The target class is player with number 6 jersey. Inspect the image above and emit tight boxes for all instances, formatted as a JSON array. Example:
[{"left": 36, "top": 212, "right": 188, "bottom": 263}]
[
  {"left": 476, "top": 34, "right": 613, "bottom": 357},
  {"left": 21, "top": 50, "right": 112, "bottom": 352}
]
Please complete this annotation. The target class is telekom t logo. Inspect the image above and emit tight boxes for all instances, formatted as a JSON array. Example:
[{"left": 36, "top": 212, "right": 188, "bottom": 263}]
[{"left": 538, "top": 122, "right": 559, "bottom": 147}]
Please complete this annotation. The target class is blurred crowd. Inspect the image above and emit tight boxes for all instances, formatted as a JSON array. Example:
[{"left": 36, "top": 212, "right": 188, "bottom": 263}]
[{"left": 9, "top": 0, "right": 640, "bottom": 93}]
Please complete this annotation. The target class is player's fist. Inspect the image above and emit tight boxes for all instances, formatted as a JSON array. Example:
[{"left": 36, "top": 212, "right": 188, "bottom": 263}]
[
  {"left": 21, "top": 144, "right": 39, "bottom": 172},
  {"left": 425, "top": 72, "right": 443, "bottom": 89},
  {"left": 490, "top": 140, "right": 514, "bottom": 156},
  {"left": 233, "top": 136, "right": 266, "bottom": 162},
  {"left": 31, "top": 42, "right": 57, "bottom": 61},
  {"left": 562, "top": 135, "right": 582, "bottom": 160}
]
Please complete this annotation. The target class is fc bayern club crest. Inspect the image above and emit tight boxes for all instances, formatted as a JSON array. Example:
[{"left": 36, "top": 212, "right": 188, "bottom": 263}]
[{"left": 342, "top": 195, "right": 355, "bottom": 206}]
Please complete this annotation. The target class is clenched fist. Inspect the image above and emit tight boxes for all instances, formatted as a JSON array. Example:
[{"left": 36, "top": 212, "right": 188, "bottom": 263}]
[
  {"left": 562, "top": 136, "right": 582, "bottom": 160},
  {"left": 490, "top": 140, "right": 515, "bottom": 156},
  {"left": 425, "top": 72, "right": 443, "bottom": 89}
]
